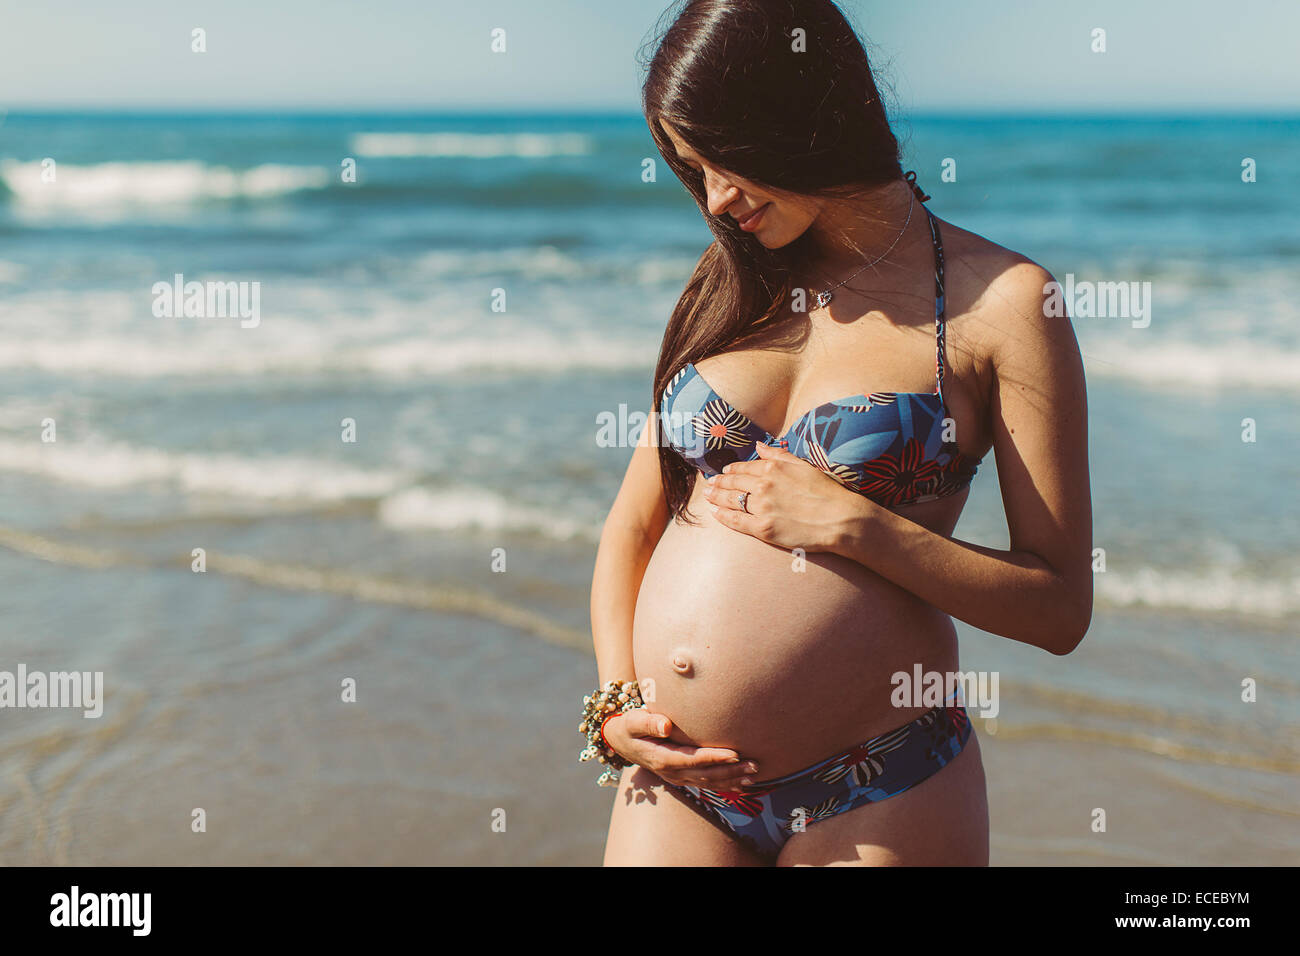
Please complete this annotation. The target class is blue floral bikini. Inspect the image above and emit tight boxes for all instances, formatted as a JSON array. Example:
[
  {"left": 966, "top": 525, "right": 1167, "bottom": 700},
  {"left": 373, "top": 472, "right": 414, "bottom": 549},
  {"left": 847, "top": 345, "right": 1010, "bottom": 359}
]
[
  {"left": 656, "top": 202, "right": 979, "bottom": 861},
  {"left": 660, "top": 206, "right": 982, "bottom": 508},
  {"left": 666, "top": 696, "right": 971, "bottom": 862}
]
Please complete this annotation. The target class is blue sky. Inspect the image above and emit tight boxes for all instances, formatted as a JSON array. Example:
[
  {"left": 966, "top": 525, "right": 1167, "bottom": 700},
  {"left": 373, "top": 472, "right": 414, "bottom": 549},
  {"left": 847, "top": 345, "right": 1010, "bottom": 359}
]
[{"left": 1, "top": 0, "right": 1296, "bottom": 112}]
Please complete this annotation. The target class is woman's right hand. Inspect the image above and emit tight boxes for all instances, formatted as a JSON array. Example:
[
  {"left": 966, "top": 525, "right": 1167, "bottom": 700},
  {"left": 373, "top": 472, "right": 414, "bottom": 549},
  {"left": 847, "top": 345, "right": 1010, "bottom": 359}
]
[{"left": 602, "top": 710, "right": 758, "bottom": 790}]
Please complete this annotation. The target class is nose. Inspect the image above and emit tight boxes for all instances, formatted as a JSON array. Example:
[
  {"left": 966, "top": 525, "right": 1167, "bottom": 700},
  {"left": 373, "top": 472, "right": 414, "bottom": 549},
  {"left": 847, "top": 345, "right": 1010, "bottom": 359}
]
[{"left": 702, "top": 167, "right": 741, "bottom": 218}]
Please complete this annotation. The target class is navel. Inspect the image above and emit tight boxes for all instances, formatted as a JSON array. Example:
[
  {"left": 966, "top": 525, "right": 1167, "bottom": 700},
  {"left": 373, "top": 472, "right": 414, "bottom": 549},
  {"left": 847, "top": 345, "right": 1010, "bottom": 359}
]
[{"left": 670, "top": 649, "right": 695, "bottom": 677}]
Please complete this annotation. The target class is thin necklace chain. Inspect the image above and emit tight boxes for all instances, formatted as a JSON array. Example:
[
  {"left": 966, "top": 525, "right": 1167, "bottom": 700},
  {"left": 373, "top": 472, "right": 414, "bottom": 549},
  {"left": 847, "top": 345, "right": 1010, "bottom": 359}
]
[{"left": 811, "top": 190, "right": 915, "bottom": 309}]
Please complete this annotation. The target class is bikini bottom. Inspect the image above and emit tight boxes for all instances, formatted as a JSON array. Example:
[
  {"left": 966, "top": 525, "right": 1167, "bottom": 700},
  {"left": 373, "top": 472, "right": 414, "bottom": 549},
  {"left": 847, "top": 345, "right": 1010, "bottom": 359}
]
[{"left": 664, "top": 699, "right": 973, "bottom": 862}]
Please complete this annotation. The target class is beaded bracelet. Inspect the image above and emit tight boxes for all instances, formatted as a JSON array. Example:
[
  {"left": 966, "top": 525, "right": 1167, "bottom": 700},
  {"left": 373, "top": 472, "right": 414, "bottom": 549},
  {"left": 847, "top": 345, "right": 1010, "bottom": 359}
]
[{"left": 578, "top": 679, "right": 644, "bottom": 787}]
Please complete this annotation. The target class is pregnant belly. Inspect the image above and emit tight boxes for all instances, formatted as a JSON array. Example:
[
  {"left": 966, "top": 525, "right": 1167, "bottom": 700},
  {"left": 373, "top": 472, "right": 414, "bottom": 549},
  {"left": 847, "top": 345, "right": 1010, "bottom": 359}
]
[{"left": 632, "top": 491, "right": 961, "bottom": 779}]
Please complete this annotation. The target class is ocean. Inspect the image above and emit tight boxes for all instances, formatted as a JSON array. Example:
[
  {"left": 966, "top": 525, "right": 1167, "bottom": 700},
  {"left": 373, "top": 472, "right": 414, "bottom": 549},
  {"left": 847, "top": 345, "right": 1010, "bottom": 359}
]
[{"left": 0, "top": 111, "right": 1296, "bottom": 864}]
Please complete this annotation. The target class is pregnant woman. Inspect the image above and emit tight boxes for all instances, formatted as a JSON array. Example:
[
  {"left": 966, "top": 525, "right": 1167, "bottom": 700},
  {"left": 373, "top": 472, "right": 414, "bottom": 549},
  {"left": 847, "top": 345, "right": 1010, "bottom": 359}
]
[{"left": 585, "top": 0, "right": 1092, "bottom": 866}]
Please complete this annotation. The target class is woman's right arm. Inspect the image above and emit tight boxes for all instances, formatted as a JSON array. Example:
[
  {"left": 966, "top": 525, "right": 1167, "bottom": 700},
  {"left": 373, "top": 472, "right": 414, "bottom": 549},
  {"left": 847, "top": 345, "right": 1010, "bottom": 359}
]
[
  {"left": 590, "top": 414, "right": 669, "bottom": 687},
  {"left": 589, "top": 413, "right": 756, "bottom": 789}
]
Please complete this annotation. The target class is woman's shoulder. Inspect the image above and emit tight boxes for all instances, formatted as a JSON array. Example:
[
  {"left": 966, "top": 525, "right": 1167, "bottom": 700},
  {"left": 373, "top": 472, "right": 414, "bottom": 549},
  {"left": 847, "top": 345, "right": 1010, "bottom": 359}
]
[{"left": 933, "top": 214, "right": 1074, "bottom": 365}]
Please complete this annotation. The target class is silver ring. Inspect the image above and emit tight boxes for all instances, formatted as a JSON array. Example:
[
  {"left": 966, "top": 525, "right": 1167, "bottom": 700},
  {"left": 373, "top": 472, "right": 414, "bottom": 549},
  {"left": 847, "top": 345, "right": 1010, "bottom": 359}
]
[{"left": 737, "top": 491, "right": 750, "bottom": 513}]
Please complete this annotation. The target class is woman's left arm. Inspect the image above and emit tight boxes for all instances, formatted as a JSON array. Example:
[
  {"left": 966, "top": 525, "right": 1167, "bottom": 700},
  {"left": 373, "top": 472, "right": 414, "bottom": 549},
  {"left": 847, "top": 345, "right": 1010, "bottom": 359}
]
[{"left": 705, "top": 264, "right": 1093, "bottom": 656}]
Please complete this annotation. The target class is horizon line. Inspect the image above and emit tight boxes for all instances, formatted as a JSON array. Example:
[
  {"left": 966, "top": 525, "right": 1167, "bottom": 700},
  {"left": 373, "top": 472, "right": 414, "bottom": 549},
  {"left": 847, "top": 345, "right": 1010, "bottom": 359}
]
[{"left": 3, "top": 105, "right": 1298, "bottom": 119}]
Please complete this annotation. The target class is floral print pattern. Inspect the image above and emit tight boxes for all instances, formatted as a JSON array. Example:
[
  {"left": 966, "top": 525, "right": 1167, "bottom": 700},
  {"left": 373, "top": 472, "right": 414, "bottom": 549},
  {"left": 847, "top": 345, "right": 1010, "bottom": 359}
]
[
  {"left": 812, "top": 724, "right": 911, "bottom": 788},
  {"left": 690, "top": 399, "right": 755, "bottom": 451},
  {"left": 658, "top": 208, "right": 980, "bottom": 508},
  {"left": 661, "top": 369, "right": 980, "bottom": 507},
  {"left": 668, "top": 700, "right": 974, "bottom": 861},
  {"left": 695, "top": 785, "right": 776, "bottom": 818},
  {"left": 784, "top": 797, "right": 842, "bottom": 834},
  {"left": 853, "top": 437, "right": 945, "bottom": 506}
]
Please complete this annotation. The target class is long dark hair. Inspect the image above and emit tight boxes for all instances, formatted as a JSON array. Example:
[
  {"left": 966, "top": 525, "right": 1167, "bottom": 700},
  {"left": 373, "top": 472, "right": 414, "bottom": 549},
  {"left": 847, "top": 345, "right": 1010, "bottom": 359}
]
[{"left": 641, "top": 0, "right": 910, "bottom": 523}]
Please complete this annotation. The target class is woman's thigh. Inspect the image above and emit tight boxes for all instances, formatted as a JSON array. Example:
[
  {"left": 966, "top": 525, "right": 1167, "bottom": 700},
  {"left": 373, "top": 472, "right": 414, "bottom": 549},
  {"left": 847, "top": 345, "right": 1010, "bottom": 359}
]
[
  {"left": 603, "top": 765, "right": 768, "bottom": 867},
  {"left": 776, "top": 733, "right": 990, "bottom": 867}
]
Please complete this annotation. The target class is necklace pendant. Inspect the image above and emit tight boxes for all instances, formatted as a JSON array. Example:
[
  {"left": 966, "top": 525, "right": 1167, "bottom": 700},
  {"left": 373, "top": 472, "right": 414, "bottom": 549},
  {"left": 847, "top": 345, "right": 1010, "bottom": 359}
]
[{"left": 814, "top": 290, "right": 833, "bottom": 308}]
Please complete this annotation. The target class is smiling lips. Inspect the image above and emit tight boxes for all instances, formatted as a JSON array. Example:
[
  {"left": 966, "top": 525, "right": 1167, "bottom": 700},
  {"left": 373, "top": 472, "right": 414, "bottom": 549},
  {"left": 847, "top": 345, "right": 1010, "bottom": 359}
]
[{"left": 736, "top": 203, "right": 768, "bottom": 231}]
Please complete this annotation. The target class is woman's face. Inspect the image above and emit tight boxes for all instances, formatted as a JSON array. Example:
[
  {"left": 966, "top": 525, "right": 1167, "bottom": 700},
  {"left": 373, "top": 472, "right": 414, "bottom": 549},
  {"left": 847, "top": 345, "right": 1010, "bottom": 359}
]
[{"left": 658, "top": 120, "right": 820, "bottom": 249}]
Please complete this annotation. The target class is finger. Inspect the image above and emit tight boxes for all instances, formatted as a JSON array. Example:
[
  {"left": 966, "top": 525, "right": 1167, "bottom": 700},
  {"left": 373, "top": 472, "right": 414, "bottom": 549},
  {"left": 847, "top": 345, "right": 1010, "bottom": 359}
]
[
  {"left": 709, "top": 501, "right": 762, "bottom": 536},
  {"left": 623, "top": 710, "right": 671, "bottom": 738},
  {"left": 703, "top": 472, "right": 751, "bottom": 493},
  {"left": 748, "top": 444, "right": 806, "bottom": 468},
  {"left": 655, "top": 743, "right": 743, "bottom": 767},
  {"left": 703, "top": 474, "right": 756, "bottom": 511},
  {"left": 729, "top": 445, "right": 818, "bottom": 476},
  {"left": 750, "top": 440, "right": 803, "bottom": 463},
  {"left": 718, "top": 458, "right": 772, "bottom": 477},
  {"left": 675, "top": 762, "right": 761, "bottom": 788}
]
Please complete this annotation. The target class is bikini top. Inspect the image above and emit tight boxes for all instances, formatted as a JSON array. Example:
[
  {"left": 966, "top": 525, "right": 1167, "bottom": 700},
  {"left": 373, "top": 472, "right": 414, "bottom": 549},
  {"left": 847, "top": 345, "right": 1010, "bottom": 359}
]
[{"left": 659, "top": 207, "right": 981, "bottom": 508}]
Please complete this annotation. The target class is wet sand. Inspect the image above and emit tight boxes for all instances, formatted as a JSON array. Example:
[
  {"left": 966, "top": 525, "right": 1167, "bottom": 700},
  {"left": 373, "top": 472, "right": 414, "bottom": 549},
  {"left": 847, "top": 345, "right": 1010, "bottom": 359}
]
[{"left": 2, "top": 542, "right": 1293, "bottom": 866}]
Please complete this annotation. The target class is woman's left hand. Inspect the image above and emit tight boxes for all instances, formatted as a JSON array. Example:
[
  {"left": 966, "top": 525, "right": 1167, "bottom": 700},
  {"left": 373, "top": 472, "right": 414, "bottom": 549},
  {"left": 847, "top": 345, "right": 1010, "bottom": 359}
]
[{"left": 703, "top": 441, "right": 865, "bottom": 553}]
